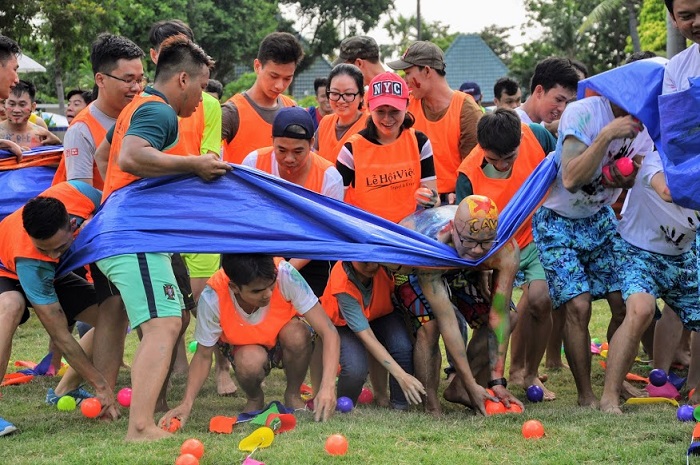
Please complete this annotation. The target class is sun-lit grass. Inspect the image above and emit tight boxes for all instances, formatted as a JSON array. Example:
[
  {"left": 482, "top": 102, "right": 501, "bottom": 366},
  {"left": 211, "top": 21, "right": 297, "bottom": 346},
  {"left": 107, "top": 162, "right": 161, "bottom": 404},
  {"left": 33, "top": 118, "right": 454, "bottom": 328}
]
[{"left": 0, "top": 295, "right": 695, "bottom": 464}]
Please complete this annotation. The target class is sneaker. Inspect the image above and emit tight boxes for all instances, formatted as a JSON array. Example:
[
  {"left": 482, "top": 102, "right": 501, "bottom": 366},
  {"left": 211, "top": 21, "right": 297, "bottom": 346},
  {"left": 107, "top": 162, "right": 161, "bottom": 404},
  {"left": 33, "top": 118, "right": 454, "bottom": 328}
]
[
  {"left": 0, "top": 417, "right": 17, "bottom": 437},
  {"left": 46, "top": 386, "right": 95, "bottom": 406}
]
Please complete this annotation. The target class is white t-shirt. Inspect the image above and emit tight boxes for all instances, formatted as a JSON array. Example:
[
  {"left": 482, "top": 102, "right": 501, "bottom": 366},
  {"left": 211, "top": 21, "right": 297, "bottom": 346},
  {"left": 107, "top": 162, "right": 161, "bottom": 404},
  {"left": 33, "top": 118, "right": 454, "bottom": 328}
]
[
  {"left": 242, "top": 150, "right": 344, "bottom": 201},
  {"left": 194, "top": 260, "right": 318, "bottom": 347},
  {"left": 618, "top": 151, "right": 697, "bottom": 255},
  {"left": 663, "top": 44, "right": 700, "bottom": 94},
  {"left": 542, "top": 96, "right": 653, "bottom": 219},
  {"left": 64, "top": 104, "right": 115, "bottom": 181},
  {"left": 515, "top": 107, "right": 534, "bottom": 124}
]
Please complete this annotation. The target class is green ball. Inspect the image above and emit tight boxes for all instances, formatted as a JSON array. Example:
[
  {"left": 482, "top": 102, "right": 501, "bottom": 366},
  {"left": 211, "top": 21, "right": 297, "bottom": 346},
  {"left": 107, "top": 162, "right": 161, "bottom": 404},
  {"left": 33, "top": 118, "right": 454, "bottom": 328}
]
[
  {"left": 592, "top": 338, "right": 601, "bottom": 345},
  {"left": 693, "top": 405, "right": 700, "bottom": 422},
  {"left": 188, "top": 341, "right": 197, "bottom": 353},
  {"left": 57, "top": 395, "right": 77, "bottom": 411}
]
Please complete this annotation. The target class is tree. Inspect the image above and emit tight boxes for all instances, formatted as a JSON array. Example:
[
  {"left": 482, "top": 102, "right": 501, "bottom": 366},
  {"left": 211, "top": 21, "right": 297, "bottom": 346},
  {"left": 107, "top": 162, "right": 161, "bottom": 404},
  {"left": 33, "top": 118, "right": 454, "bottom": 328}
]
[
  {"left": 578, "top": 0, "right": 643, "bottom": 53},
  {"left": 480, "top": 25, "right": 515, "bottom": 66},
  {"left": 381, "top": 14, "right": 458, "bottom": 59},
  {"left": 0, "top": 0, "right": 41, "bottom": 45},
  {"left": 637, "top": 0, "right": 668, "bottom": 54}
]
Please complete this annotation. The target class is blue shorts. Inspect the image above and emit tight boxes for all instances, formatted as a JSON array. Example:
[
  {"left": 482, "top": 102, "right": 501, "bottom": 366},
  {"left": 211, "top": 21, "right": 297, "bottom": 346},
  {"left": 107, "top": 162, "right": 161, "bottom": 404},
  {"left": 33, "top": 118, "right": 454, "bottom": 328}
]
[
  {"left": 619, "top": 241, "right": 700, "bottom": 331},
  {"left": 533, "top": 206, "right": 623, "bottom": 309}
]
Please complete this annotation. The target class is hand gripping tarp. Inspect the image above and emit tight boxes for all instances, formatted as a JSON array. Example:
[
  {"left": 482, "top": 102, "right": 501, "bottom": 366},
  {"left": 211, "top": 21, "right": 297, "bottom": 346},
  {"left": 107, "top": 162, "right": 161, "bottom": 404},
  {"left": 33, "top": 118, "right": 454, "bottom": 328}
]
[
  {"left": 57, "top": 159, "right": 557, "bottom": 276},
  {"left": 0, "top": 146, "right": 61, "bottom": 221}
]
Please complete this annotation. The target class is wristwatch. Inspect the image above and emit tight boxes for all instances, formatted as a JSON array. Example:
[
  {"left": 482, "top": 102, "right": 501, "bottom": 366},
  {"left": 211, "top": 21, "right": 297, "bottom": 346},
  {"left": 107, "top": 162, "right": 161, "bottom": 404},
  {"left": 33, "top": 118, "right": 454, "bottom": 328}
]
[{"left": 487, "top": 377, "right": 508, "bottom": 388}]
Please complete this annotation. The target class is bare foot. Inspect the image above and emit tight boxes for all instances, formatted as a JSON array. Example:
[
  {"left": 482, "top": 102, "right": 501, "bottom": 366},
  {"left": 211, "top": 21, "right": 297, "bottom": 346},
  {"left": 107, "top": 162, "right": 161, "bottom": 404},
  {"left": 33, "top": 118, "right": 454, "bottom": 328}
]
[
  {"left": 284, "top": 393, "right": 306, "bottom": 410},
  {"left": 538, "top": 373, "right": 549, "bottom": 383},
  {"left": 243, "top": 398, "right": 265, "bottom": 413},
  {"left": 545, "top": 361, "right": 569, "bottom": 371},
  {"left": 125, "top": 426, "right": 172, "bottom": 442},
  {"left": 374, "top": 394, "right": 390, "bottom": 408},
  {"left": 577, "top": 395, "right": 599, "bottom": 408},
  {"left": 599, "top": 396, "right": 623, "bottom": 414},
  {"left": 424, "top": 394, "right": 442, "bottom": 417},
  {"left": 443, "top": 381, "right": 473, "bottom": 407},
  {"left": 620, "top": 381, "right": 647, "bottom": 400},
  {"left": 216, "top": 370, "right": 238, "bottom": 396}
]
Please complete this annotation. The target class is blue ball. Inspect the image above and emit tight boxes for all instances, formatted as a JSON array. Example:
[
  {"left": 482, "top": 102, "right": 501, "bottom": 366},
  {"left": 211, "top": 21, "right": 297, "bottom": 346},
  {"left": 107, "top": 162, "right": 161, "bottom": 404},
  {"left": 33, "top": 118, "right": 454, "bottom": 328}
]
[
  {"left": 649, "top": 369, "right": 667, "bottom": 387},
  {"left": 526, "top": 385, "right": 544, "bottom": 403},
  {"left": 678, "top": 405, "right": 695, "bottom": 422},
  {"left": 336, "top": 396, "right": 354, "bottom": 413}
]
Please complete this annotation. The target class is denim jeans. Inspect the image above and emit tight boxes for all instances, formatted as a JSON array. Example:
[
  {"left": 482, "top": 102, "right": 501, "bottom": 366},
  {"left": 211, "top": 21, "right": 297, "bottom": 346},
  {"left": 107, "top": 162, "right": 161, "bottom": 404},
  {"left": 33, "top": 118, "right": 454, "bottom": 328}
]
[{"left": 336, "top": 310, "right": 414, "bottom": 409}]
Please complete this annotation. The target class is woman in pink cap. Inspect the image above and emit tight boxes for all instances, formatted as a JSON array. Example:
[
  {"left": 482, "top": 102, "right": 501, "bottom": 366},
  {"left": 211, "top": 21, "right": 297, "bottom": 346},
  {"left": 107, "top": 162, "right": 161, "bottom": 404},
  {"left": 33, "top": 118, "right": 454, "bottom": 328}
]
[{"left": 335, "top": 72, "right": 440, "bottom": 224}]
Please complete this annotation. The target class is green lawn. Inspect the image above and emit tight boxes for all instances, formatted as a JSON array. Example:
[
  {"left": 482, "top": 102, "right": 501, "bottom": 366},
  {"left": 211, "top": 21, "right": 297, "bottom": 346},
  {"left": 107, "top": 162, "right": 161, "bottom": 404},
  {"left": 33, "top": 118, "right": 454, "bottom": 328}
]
[{"left": 0, "top": 297, "right": 695, "bottom": 465}]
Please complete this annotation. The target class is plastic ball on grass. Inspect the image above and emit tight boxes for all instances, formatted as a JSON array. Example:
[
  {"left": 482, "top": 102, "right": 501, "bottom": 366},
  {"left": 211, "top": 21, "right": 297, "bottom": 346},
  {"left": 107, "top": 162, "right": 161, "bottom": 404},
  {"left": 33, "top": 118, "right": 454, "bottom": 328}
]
[
  {"left": 358, "top": 387, "right": 374, "bottom": 405},
  {"left": 80, "top": 397, "right": 102, "bottom": 418},
  {"left": 649, "top": 369, "right": 667, "bottom": 387},
  {"left": 678, "top": 405, "right": 695, "bottom": 422},
  {"left": 693, "top": 406, "right": 700, "bottom": 422},
  {"left": 180, "top": 438, "right": 204, "bottom": 459},
  {"left": 162, "top": 417, "right": 182, "bottom": 433},
  {"left": 526, "top": 385, "right": 544, "bottom": 402},
  {"left": 336, "top": 396, "right": 354, "bottom": 413},
  {"left": 325, "top": 434, "right": 349, "bottom": 455},
  {"left": 57, "top": 395, "right": 77, "bottom": 412},
  {"left": 505, "top": 403, "right": 523, "bottom": 414},
  {"left": 522, "top": 420, "right": 545, "bottom": 439},
  {"left": 484, "top": 399, "right": 506, "bottom": 415},
  {"left": 117, "top": 387, "right": 132, "bottom": 407},
  {"left": 175, "top": 453, "right": 199, "bottom": 465}
]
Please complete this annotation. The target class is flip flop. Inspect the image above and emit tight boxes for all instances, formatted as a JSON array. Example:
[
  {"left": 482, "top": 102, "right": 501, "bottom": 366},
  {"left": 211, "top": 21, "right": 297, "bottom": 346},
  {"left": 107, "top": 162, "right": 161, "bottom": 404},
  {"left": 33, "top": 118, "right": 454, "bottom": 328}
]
[
  {"left": 242, "top": 458, "right": 265, "bottom": 465},
  {"left": 624, "top": 397, "right": 679, "bottom": 407},
  {"left": 209, "top": 415, "right": 237, "bottom": 434},
  {"left": 598, "top": 361, "right": 649, "bottom": 383},
  {"left": 1, "top": 373, "right": 34, "bottom": 387},
  {"left": 265, "top": 413, "right": 296, "bottom": 434},
  {"left": 238, "top": 426, "right": 274, "bottom": 452}
]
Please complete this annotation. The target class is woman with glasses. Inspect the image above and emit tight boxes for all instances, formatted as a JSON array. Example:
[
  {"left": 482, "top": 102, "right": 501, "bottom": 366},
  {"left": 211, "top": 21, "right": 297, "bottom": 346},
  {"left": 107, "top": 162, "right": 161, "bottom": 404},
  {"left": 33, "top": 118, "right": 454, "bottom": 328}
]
[
  {"left": 335, "top": 72, "right": 440, "bottom": 224},
  {"left": 315, "top": 64, "right": 368, "bottom": 164}
]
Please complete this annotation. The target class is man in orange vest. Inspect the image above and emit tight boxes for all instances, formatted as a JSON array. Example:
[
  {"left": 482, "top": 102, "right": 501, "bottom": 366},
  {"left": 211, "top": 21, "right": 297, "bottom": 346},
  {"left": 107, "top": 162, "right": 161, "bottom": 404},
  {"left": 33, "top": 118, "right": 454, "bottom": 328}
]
[
  {"left": 456, "top": 109, "right": 555, "bottom": 400},
  {"left": 95, "top": 35, "right": 230, "bottom": 441},
  {"left": 159, "top": 254, "right": 340, "bottom": 427},
  {"left": 332, "top": 36, "right": 386, "bottom": 86},
  {"left": 0, "top": 182, "right": 119, "bottom": 436},
  {"left": 242, "top": 106, "right": 343, "bottom": 296},
  {"left": 221, "top": 32, "right": 302, "bottom": 164},
  {"left": 387, "top": 41, "right": 482, "bottom": 205}
]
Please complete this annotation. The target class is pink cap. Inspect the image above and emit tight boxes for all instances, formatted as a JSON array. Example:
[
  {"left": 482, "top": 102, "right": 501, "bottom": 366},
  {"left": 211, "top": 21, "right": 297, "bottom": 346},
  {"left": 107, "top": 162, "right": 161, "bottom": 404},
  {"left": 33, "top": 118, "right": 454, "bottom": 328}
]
[{"left": 367, "top": 72, "right": 409, "bottom": 111}]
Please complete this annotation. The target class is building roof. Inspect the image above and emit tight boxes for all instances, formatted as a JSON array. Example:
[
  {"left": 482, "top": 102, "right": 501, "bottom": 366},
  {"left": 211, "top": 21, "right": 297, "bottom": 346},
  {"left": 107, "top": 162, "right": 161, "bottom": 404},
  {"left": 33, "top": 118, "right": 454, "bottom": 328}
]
[
  {"left": 444, "top": 34, "right": 510, "bottom": 103},
  {"left": 290, "top": 56, "right": 333, "bottom": 99}
]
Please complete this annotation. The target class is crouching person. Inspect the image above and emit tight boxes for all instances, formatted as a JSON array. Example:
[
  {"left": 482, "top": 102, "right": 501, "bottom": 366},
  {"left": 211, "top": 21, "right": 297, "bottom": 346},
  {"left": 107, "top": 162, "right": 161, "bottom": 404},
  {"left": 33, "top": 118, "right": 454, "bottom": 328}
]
[
  {"left": 160, "top": 254, "right": 340, "bottom": 427},
  {"left": 321, "top": 261, "right": 424, "bottom": 409}
]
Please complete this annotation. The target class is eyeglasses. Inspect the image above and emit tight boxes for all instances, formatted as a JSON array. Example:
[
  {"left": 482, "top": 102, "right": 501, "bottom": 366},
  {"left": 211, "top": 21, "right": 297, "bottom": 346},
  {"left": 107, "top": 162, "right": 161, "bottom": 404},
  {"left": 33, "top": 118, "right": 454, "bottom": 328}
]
[
  {"left": 102, "top": 72, "right": 148, "bottom": 88},
  {"left": 327, "top": 91, "right": 360, "bottom": 102},
  {"left": 454, "top": 229, "right": 497, "bottom": 251}
]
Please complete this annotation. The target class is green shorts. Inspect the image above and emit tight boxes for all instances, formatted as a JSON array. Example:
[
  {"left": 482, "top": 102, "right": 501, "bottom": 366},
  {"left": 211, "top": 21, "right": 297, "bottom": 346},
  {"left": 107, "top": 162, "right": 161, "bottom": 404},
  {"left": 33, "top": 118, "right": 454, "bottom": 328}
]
[
  {"left": 515, "top": 242, "right": 546, "bottom": 286},
  {"left": 97, "top": 253, "right": 184, "bottom": 328},
  {"left": 181, "top": 253, "right": 221, "bottom": 279}
]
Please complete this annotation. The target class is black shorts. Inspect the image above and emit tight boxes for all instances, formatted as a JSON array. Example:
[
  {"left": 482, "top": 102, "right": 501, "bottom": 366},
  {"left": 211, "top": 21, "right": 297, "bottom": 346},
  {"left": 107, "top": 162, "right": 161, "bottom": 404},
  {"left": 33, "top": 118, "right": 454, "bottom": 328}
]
[
  {"left": 89, "top": 262, "right": 121, "bottom": 305},
  {"left": 171, "top": 253, "right": 196, "bottom": 311},
  {"left": 0, "top": 272, "right": 97, "bottom": 326}
]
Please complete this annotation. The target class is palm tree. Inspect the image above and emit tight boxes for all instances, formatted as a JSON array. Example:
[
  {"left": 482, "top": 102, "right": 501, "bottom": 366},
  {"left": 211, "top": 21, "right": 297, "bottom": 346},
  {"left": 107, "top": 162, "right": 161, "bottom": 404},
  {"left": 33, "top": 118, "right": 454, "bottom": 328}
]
[{"left": 579, "top": 0, "right": 642, "bottom": 53}]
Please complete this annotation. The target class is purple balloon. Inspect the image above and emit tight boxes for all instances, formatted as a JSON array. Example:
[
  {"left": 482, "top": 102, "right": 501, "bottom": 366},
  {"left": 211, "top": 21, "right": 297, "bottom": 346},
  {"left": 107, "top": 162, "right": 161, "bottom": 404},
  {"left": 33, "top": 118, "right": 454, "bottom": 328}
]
[
  {"left": 336, "top": 396, "right": 354, "bottom": 413},
  {"left": 526, "top": 385, "right": 544, "bottom": 402}
]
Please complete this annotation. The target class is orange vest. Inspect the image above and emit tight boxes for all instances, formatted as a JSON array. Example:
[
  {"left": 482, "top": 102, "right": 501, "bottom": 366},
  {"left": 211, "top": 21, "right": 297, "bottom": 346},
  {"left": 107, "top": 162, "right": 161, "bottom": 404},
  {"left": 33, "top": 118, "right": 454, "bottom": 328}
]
[
  {"left": 408, "top": 92, "right": 468, "bottom": 194},
  {"left": 0, "top": 182, "right": 96, "bottom": 280},
  {"left": 101, "top": 93, "right": 189, "bottom": 201},
  {"left": 178, "top": 98, "right": 205, "bottom": 156},
  {"left": 344, "top": 128, "right": 422, "bottom": 223},
  {"left": 207, "top": 267, "right": 297, "bottom": 349},
  {"left": 52, "top": 103, "right": 108, "bottom": 189},
  {"left": 254, "top": 146, "right": 334, "bottom": 193},
  {"left": 321, "top": 262, "right": 394, "bottom": 327},
  {"left": 316, "top": 113, "right": 368, "bottom": 164},
  {"left": 222, "top": 93, "right": 296, "bottom": 164},
  {"left": 457, "top": 123, "right": 545, "bottom": 249}
]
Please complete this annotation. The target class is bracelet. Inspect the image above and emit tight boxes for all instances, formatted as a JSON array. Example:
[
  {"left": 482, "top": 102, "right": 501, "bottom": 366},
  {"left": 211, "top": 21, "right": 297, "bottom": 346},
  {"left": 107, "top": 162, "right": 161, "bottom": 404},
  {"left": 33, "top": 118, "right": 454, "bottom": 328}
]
[{"left": 487, "top": 377, "right": 507, "bottom": 388}]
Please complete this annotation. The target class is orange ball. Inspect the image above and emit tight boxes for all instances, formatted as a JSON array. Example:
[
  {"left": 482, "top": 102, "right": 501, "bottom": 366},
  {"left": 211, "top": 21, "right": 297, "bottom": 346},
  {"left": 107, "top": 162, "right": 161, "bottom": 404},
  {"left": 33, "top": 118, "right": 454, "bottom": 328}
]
[
  {"left": 522, "top": 419, "right": 545, "bottom": 439},
  {"left": 80, "top": 397, "right": 102, "bottom": 418},
  {"left": 505, "top": 403, "right": 523, "bottom": 414},
  {"left": 601, "top": 342, "right": 609, "bottom": 351},
  {"left": 325, "top": 433, "right": 349, "bottom": 455},
  {"left": 484, "top": 399, "right": 507, "bottom": 415},
  {"left": 180, "top": 438, "right": 204, "bottom": 459},
  {"left": 163, "top": 417, "right": 181, "bottom": 433},
  {"left": 175, "top": 453, "right": 199, "bottom": 465}
]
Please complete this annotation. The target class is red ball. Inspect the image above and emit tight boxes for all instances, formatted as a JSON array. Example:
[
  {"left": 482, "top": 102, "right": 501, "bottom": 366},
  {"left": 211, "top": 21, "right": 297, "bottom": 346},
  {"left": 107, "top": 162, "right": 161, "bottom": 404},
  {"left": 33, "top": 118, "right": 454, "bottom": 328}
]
[
  {"left": 522, "top": 420, "right": 545, "bottom": 439},
  {"left": 325, "top": 434, "right": 349, "bottom": 455},
  {"left": 117, "top": 387, "right": 132, "bottom": 408},
  {"left": 180, "top": 438, "right": 204, "bottom": 459},
  {"left": 175, "top": 453, "right": 199, "bottom": 465},
  {"left": 162, "top": 417, "right": 181, "bottom": 433},
  {"left": 80, "top": 397, "right": 102, "bottom": 418},
  {"left": 358, "top": 387, "right": 374, "bottom": 405},
  {"left": 615, "top": 157, "right": 634, "bottom": 176},
  {"left": 505, "top": 403, "right": 523, "bottom": 414}
]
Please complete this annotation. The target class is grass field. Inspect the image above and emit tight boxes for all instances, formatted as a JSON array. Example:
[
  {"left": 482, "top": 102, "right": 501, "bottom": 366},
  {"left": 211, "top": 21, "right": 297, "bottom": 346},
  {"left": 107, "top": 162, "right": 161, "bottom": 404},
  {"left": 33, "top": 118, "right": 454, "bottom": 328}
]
[{"left": 0, "top": 296, "right": 695, "bottom": 465}]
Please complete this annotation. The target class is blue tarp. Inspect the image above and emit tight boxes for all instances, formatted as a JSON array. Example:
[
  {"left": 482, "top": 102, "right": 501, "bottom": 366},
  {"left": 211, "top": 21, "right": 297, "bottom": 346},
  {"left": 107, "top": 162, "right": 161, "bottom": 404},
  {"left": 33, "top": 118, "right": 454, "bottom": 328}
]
[
  {"left": 57, "top": 158, "right": 558, "bottom": 276},
  {"left": 0, "top": 146, "right": 59, "bottom": 221}
]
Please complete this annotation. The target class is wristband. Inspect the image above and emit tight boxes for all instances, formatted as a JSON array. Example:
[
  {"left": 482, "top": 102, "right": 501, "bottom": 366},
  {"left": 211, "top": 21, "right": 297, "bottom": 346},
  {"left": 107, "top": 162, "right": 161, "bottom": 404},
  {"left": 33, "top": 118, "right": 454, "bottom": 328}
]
[{"left": 487, "top": 377, "right": 507, "bottom": 389}]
